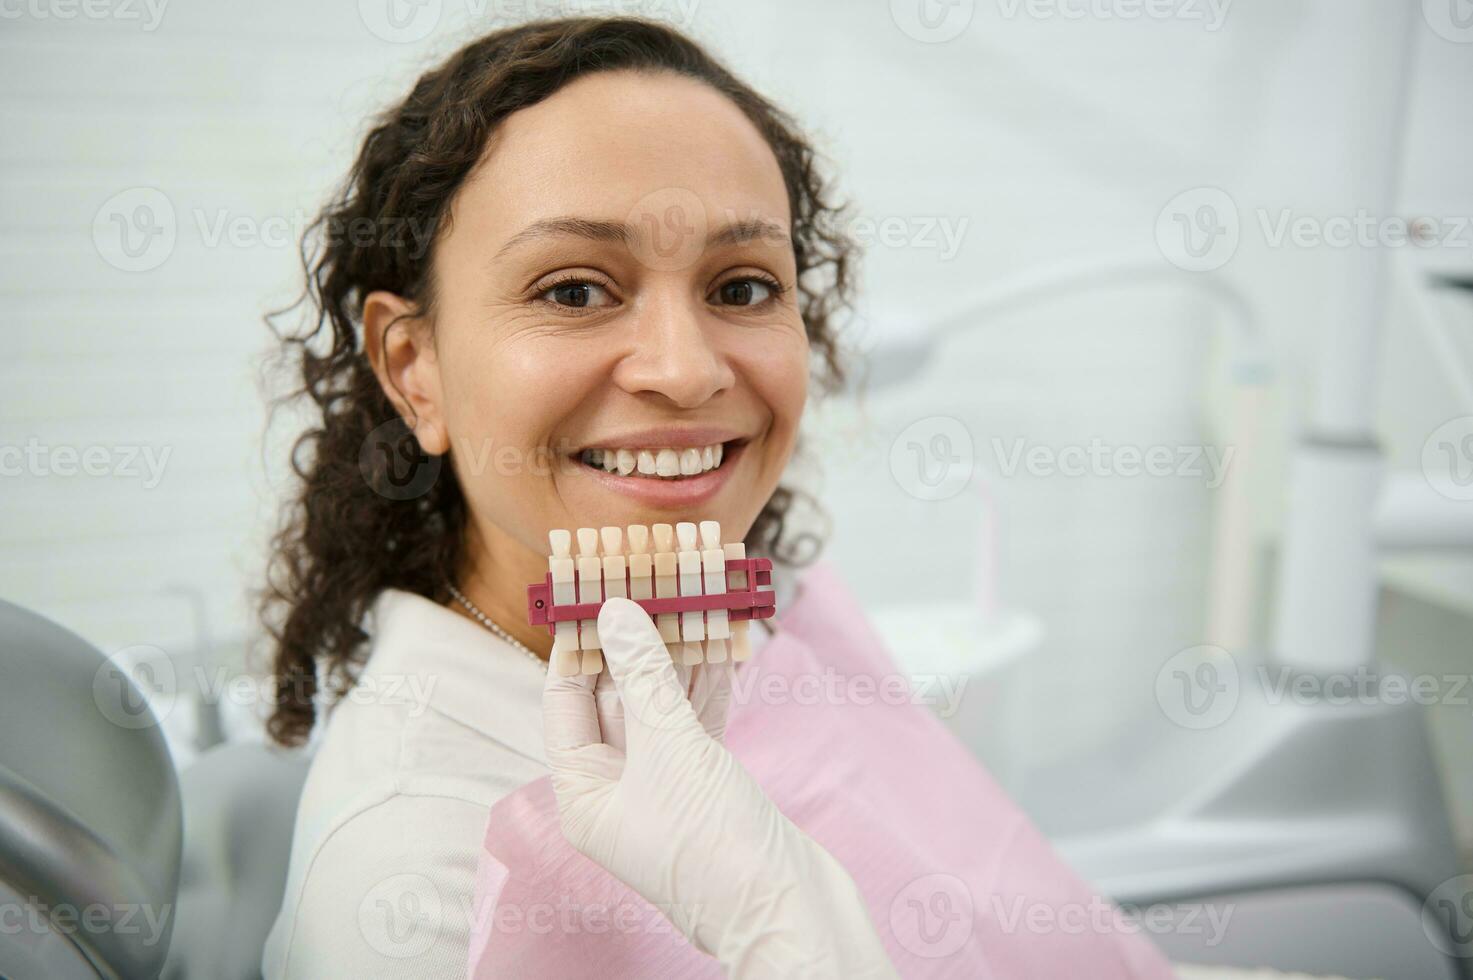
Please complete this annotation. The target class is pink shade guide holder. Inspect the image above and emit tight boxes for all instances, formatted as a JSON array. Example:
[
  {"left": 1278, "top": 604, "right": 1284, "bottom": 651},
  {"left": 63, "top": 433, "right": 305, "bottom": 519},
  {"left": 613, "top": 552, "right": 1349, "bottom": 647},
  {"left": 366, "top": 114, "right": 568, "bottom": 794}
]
[
  {"left": 526, "top": 557, "right": 775, "bottom": 631},
  {"left": 474, "top": 561, "right": 1174, "bottom": 979}
]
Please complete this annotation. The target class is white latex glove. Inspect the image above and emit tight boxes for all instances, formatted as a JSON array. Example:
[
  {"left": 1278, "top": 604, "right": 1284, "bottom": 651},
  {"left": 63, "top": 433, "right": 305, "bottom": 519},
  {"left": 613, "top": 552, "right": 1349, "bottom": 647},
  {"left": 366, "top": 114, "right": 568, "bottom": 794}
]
[{"left": 543, "top": 597, "right": 897, "bottom": 979}]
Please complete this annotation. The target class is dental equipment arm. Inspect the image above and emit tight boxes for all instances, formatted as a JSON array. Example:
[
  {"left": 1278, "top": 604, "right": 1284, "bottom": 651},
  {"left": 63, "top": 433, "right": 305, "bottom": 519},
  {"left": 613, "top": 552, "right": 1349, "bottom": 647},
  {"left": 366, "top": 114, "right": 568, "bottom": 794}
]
[{"left": 542, "top": 597, "right": 897, "bottom": 979}]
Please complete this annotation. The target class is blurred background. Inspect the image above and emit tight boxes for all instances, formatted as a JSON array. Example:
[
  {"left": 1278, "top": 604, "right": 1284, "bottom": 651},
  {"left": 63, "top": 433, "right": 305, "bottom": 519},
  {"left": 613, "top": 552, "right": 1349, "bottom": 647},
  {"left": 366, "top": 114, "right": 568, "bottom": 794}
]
[{"left": 3, "top": 1, "right": 1472, "bottom": 976}]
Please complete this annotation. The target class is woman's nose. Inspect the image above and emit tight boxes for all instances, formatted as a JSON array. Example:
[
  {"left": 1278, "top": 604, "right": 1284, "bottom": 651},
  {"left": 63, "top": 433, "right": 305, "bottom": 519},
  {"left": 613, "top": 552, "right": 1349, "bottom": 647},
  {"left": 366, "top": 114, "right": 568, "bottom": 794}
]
[{"left": 612, "top": 301, "right": 736, "bottom": 408}]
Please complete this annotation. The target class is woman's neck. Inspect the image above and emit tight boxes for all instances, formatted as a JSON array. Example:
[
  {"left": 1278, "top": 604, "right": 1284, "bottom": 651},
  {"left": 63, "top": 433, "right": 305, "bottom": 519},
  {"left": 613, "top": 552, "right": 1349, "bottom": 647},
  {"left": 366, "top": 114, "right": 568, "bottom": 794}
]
[{"left": 452, "top": 518, "right": 553, "bottom": 658}]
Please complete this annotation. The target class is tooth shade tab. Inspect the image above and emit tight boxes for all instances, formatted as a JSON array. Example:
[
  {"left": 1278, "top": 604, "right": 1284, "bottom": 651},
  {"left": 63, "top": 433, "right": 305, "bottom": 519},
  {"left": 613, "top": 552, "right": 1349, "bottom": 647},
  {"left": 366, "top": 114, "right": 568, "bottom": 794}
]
[
  {"left": 675, "top": 522, "right": 698, "bottom": 551},
  {"left": 699, "top": 521, "right": 720, "bottom": 549}
]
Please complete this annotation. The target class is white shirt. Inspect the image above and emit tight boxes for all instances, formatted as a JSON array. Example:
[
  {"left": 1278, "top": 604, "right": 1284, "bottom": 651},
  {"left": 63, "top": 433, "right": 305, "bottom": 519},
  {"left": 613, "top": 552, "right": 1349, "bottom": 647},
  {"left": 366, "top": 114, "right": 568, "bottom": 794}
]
[
  {"left": 261, "top": 588, "right": 550, "bottom": 978},
  {"left": 262, "top": 576, "right": 782, "bottom": 979}
]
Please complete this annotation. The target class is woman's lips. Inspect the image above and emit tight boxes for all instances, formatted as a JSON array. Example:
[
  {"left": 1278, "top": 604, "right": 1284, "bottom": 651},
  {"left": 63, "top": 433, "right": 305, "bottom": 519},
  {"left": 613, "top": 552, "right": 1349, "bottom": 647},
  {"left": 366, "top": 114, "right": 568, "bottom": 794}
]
[{"left": 573, "top": 441, "right": 745, "bottom": 509}]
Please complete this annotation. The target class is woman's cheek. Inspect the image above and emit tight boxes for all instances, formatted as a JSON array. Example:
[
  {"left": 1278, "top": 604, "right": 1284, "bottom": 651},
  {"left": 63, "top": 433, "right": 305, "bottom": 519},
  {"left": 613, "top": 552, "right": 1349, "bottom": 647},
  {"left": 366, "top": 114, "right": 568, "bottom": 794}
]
[{"left": 752, "top": 332, "right": 810, "bottom": 429}]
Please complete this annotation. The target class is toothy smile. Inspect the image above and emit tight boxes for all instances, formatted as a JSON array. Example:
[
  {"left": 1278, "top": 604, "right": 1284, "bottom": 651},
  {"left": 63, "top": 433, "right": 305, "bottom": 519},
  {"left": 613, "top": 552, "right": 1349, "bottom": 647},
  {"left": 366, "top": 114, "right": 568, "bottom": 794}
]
[{"left": 578, "top": 443, "right": 726, "bottom": 479}]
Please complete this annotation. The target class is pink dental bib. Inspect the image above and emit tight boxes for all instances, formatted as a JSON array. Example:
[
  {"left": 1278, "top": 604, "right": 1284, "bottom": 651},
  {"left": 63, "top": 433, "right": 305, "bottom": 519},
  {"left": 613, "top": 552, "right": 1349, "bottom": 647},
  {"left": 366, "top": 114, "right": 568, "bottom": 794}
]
[{"left": 468, "top": 562, "right": 1174, "bottom": 978}]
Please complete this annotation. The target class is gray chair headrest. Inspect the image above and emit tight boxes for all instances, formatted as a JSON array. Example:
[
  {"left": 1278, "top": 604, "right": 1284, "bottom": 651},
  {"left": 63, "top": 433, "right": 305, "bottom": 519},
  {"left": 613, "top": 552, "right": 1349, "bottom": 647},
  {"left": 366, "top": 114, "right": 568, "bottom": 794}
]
[{"left": 0, "top": 599, "right": 182, "bottom": 979}]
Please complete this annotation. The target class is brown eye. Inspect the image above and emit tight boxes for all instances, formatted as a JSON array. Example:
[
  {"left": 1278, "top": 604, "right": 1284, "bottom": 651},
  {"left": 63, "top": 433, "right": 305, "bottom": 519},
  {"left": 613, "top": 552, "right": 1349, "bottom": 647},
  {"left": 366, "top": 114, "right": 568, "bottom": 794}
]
[
  {"left": 715, "top": 278, "right": 773, "bottom": 306},
  {"left": 553, "top": 283, "right": 590, "bottom": 307},
  {"left": 540, "top": 280, "right": 614, "bottom": 309}
]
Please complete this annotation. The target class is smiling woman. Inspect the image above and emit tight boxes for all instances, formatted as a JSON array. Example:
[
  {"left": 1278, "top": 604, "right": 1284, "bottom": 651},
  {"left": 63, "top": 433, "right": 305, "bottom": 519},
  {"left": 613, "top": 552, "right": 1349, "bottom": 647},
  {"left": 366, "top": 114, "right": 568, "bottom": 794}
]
[
  {"left": 366, "top": 68, "right": 820, "bottom": 643},
  {"left": 257, "top": 15, "right": 1174, "bottom": 980},
  {"left": 257, "top": 16, "right": 859, "bottom": 977},
  {"left": 259, "top": 18, "right": 851, "bottom": 751}
]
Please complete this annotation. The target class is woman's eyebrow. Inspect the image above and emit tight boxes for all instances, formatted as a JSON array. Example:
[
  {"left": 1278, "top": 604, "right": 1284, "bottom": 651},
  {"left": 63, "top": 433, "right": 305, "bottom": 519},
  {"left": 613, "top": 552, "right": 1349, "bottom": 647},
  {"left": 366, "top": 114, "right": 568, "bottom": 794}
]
[
  {"left": 494, "top": 215, "right": 790, "bottom": 258},
  {"left": 495, "top": 217, "right": 631, "bottom": 258},
  {"left": 708, "top": 217, "right": 790, "bottom": 248}
]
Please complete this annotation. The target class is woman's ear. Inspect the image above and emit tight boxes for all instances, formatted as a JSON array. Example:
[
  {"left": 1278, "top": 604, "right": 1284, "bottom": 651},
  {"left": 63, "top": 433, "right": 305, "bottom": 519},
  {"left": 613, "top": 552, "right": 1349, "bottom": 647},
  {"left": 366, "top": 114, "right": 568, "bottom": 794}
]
[{"left": 362, "top": 290, "right": 449, "bottom": 456}]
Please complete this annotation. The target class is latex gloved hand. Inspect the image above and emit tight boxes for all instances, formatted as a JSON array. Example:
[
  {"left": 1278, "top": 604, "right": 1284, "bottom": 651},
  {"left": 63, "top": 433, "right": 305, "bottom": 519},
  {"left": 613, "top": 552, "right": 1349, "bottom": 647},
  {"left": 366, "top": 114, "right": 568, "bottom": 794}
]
[{"left": 543, "top": 597, "right": 896, "bottom": 979}]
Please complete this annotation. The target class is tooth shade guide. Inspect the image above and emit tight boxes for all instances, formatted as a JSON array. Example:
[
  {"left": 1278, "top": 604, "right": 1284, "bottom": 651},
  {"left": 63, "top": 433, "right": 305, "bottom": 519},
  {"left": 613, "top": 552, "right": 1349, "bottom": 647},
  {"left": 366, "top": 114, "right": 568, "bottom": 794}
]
[
  {"left": 724, "top": 541, "right": 752, "bottom": 662},
  {"left": 528, "top": 521, "right": 775, "bottom": 673},
  {"left": 548, "top": 530, "right": 580, "bottom": 676},
  {"left": 574, "top": 527, "right": 604, "bottom": 674},
  {"left": 675, "top": 522, "right": 706, "bottom": 663},
  {"left": 627, "top": 524, "right": 654, "bottom": 604},
  {"left": 700, "top": 521, "right": 729, "bottom": 662},
  {"left": 600, "top": 527, "right": 628, "bottom": 609},
  {"left": 651, "top": 523, "right": 680, "bottom": 647}
]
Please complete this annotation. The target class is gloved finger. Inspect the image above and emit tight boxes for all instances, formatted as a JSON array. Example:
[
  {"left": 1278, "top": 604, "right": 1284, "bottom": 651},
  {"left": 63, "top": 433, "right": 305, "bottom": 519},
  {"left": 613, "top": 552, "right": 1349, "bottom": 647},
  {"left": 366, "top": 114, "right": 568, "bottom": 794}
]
[
  {"left": 688, "top": 658, "right": 736, "bottom": 743},
  {"left": 543, "top": 659, "right": 601, "bottom": 751},
  {"left": 674, "top": 660, "right": 695, "bottom": 698},
  {"left": 597, "top": 652, "right": 696, "bottom": 753},
  {"left": 595, "top": 633, "right": 707, "bottom": 748},
  {"left": 592, "top": 667, "right": 625, "bottom": 753},
  {"left": 596, "top": 597, "right": 705, "bottom": 745},
  {"left": 542, "top": 661, "right": 623, "bottom": 804}
]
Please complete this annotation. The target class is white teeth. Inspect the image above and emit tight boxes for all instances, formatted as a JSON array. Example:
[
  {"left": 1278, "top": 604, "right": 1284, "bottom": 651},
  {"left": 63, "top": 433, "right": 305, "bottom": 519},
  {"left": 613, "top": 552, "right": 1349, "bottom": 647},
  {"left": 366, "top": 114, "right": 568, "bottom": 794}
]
[{"left": 581, "top": 442, "right": 731, "bottom": 480}]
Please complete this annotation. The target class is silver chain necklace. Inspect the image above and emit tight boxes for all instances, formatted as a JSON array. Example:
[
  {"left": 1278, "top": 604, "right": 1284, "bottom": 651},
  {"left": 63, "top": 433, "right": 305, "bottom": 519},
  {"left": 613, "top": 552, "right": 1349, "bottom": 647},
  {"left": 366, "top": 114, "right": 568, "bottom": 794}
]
[{"left": 447, "top": 583, "right": 548, "bottom": 672}]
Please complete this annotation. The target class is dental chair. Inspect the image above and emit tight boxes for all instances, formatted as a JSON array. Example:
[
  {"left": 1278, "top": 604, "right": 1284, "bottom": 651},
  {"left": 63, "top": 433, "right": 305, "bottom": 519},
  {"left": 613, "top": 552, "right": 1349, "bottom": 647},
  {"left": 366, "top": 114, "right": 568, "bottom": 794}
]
[
  {"left": 0, "top": 599, "right": 310, "bottom": 980},
  {"left": 159, "top": 741, "right": 308, "bottom": 980},
  {"left": 0, "top": 599, "right": 182, "bottom": 979}
]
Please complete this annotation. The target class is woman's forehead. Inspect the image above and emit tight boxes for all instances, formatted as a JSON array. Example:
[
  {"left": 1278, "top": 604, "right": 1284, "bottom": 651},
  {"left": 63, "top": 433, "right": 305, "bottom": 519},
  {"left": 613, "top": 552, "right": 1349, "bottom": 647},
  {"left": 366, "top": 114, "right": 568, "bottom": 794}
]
[{"left": 451, "top": 70, "right": 792, "bottom": 251}]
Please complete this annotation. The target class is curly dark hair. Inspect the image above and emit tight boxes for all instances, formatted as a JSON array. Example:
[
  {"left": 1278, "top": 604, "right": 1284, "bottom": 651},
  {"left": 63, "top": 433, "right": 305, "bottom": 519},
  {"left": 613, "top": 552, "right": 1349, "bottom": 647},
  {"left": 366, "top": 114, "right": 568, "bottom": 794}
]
[{"left": 260, "top": 16, "right": 856, "bottom": 748}]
